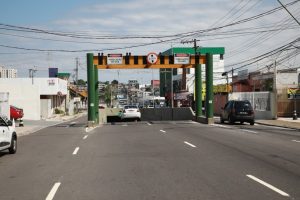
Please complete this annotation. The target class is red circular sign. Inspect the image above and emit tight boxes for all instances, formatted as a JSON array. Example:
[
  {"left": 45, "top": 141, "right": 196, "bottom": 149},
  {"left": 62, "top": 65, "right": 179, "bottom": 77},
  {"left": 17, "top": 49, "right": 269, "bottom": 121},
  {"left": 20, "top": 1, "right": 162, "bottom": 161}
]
[{"left": 147, "top": 52, "right": 158, "bottom": 64}]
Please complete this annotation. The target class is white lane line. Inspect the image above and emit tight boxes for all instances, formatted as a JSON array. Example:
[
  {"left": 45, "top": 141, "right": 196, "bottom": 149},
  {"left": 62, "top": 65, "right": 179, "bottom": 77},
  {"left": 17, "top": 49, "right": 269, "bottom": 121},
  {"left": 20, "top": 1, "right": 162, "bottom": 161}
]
[
  {"left": 83, "top": 135, "right": 88, "bottom": 140},
  {"left": 147, "top": 122, "right": 152, "bottom": 126},
  {"left": 184, "top": 141, "right": 197, "bottom": 148},
  {"left": 72, "top": 147, "right": 80, "bottom": 155},
  {"left": 211, "top": 124, "right": 231, "bottom": 128},
  {"left": 246, "top": 175, "right": 290, "bottom": 197},
  {"left": 45, "top": 182, "right": 61, "bottom": 200},
  {"left": 241, "top": 129, "right": 258, "bottom": 134},
  {"left": 122, "top": 124, "right": 128, "bottom": 126},
  {"left": 160, "top": 130, "right": 166, "bottom": 133},
  {"left": 292, "top": 140, "right": 300, "bottom": 143}
]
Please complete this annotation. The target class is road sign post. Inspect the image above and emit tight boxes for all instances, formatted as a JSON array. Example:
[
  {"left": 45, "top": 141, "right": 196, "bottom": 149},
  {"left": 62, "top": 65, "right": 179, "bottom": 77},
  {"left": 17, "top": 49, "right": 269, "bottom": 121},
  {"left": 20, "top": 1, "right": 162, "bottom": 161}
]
[
  {"left": 205, "top": 53, "right": 214, "bottom": 122},
  {"left": 195, "top": 63, "right": 202, "bottom": 117},
  {"left": 94, "top": 65, "right": 99, "bottom": 124},
  {"left": 87, "top": 53, "right": 96, "bottom": 125}
]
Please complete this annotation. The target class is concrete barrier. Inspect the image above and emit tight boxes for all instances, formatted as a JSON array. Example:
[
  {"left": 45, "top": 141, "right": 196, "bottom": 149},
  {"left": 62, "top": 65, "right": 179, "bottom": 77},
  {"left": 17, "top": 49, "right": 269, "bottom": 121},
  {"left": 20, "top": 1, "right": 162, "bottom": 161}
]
[{"left": 141, "top": 107, "right": 195, "bottom": 121}]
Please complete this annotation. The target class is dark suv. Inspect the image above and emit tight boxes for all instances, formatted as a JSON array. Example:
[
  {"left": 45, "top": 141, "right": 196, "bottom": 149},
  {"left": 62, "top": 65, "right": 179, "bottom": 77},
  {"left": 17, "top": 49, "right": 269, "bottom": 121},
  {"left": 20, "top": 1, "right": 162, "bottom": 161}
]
[{"left": 220, "top": 100, "right": 255, "bottom": 125}]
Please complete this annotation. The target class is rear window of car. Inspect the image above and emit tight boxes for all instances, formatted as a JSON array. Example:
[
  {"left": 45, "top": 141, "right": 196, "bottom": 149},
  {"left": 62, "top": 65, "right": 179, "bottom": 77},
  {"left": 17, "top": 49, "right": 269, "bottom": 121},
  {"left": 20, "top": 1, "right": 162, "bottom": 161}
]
[
  {"left": 235, "top": 101, "right": 252, "bottom": 109},
  {"left": 124, "top": 106, "right": 138, "bottom": 109}
]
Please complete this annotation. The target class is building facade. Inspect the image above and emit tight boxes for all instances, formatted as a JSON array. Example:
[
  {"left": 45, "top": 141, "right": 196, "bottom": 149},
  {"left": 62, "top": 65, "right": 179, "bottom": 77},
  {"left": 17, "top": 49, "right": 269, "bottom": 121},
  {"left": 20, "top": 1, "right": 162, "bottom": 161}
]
[
  {"left": 0, "top": 66, "right": 17, "bottom": 78},
  {"left": 0, "top": 78, "right": 67, "bottom": 120}
]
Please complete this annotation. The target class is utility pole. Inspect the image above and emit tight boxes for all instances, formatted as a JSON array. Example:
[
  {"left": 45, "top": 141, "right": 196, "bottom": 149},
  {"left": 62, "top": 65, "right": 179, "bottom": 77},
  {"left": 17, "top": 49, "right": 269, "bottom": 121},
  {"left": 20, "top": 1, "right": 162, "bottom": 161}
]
[
  {"left": 273, "top": 61, "right": 278, "bottom": 119},
  {"left": 231, "top": 68, "right": 234, "bottom": 93},
  {"left": 181, "top": 39, "right": 202, "bottom": 116},
  {"left": 75, "top": 57, "right": 79, "bottom": 85},
  {"left": 29, "top": 66, "right": 37, "bottom": 85}
]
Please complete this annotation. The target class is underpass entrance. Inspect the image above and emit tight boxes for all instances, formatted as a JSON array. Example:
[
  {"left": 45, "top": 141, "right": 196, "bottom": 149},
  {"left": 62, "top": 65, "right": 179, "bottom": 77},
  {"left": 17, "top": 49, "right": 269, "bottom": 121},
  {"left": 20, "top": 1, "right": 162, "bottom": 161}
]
[{"left": 87, "top": 47, "right": 225, "bottom": 126}]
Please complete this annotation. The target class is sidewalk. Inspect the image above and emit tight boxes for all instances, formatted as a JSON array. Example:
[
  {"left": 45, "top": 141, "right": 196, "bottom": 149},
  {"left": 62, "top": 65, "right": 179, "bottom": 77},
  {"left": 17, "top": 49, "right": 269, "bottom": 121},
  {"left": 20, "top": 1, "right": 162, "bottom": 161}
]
[
  {"left": 15, "top": 112, "right": 87, "bottom": 137},
  {"left": 256, "top": 117, "right": 300, "bottom": 130}
]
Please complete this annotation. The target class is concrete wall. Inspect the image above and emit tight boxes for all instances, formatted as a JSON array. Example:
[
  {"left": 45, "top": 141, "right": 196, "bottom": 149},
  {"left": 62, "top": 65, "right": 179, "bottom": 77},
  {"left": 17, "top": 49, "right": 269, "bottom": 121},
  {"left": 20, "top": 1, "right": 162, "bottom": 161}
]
[
  {"left": 229, "top": 92, "right": 275, "bottom": 120},
  {"left": 0, "top": 78, "right": 68, "bottom": 120},
  {"left": 141, "top": 107, "right": 194, "bottom": 121},
  {"left": 0, "top": 83, "right": 40, "bottom": 120},
  {"left": 0, "top": 92, "right": 9, "bottom": 118}
]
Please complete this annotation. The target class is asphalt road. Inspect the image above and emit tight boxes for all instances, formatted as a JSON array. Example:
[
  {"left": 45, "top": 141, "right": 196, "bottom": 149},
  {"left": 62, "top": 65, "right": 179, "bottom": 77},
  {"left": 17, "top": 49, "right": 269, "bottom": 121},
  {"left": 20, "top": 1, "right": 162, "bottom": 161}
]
[{"left": 0, "top": 117, "right": 299, "bottom": 200}]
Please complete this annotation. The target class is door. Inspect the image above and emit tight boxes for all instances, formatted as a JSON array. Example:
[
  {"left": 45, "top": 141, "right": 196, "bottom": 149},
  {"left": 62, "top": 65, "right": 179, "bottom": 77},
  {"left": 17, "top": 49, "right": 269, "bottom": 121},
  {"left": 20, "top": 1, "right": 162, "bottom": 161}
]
[
  {"left": 0, "top": 117, "right": 10, "bottom": 150},
  {"left": 223, "top": 101, "right": 232, "bottom": 119}
]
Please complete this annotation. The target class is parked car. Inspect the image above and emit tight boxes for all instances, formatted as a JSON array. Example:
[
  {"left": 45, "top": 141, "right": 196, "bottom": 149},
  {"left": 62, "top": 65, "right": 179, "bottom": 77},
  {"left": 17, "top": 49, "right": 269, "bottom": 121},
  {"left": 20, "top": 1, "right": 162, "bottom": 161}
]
[
  {"left": 220, "top": 100, "right": 255, "bottom": 125},
  {"left": 0, "top": 115, "right": 17, "bottom": 154},
  {"left": 10, "top": 105, "right": 24, "bottom": 120},
  {"left": 120, "top": 105, "right": 141, "bottom": 121}
]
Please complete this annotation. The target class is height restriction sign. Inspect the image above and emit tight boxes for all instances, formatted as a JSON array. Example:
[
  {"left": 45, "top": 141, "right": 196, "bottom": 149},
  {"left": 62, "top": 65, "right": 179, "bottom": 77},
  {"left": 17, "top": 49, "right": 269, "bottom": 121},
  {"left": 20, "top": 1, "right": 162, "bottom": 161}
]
[{"left": 146, "top": 52, "right": 158, "bottom": 64}]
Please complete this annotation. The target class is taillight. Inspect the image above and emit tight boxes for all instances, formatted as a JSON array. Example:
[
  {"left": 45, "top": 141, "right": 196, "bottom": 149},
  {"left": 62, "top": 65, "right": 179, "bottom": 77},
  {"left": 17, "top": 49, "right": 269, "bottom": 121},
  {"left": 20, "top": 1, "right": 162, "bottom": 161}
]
[
  {"left": 231, "top": 109, "right": 236, "bottom": 114},
  {"left": 137, "top": 109, "right": 140, "bottom": 112},
  {"left": 250, "top": 110, "right": 254, "bottom": 115},
  {"left": 123, "top": 110, "right": 126, "bottom": 113}
]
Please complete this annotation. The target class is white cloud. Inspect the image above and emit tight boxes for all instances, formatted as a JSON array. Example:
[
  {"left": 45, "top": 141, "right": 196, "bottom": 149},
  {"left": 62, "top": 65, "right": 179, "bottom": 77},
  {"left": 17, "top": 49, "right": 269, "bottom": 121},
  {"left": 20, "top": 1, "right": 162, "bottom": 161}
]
[{"left": 1, "top": 0, "right": 300, "bottom": 82}]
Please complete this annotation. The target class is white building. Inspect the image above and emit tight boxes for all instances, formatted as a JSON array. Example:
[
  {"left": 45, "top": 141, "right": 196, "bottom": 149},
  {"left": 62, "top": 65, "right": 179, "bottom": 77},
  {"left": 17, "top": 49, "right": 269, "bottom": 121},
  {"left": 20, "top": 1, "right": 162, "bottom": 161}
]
[
  {"left": 0, "top": 66, "right": 17, "bottom": 78},
  {"left": 0, "top": 78, "right": 67, "bottom": 120}
]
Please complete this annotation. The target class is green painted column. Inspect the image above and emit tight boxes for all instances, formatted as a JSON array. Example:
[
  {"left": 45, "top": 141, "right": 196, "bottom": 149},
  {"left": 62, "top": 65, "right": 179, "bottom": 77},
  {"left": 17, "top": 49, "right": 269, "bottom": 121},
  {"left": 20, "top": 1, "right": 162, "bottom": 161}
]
[
  {"left": 195, "top": 64, "right": 202, "bottom": 117},
  {"left": 87, "top": 53, "right": 96, "bottom": 123},
  {"left": 94, "top": 66, "right": 99, "bottom": 124},
  {"left": 205, "top": 53, "right": 214, "bottom": 119}
]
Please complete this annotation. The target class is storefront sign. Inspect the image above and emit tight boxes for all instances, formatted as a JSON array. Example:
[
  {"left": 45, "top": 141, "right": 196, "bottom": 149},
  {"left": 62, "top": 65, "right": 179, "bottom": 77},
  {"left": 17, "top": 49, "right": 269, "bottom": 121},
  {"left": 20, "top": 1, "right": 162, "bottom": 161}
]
[
  {"left": 174, "top": 53, "right": 190, "bottom": 64},
  {"left": 107, "top": 54, "right": 123, "bottom": 65}
]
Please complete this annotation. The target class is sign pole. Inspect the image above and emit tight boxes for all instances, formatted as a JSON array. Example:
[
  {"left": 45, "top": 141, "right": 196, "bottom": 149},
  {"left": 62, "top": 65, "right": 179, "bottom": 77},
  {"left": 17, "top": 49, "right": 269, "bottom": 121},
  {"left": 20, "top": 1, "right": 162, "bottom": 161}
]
[
  {"left": 195, "top": 63, "right": 202, "bottom": 117},
  {"left": 205, "top": 53, "right": 214, "bottom": 123},
  {"left": 94, "top": 65, "right": 99, "bottom": 124},
  {"left": 87, "top": 53, "right": 96, "bottom": 126}
]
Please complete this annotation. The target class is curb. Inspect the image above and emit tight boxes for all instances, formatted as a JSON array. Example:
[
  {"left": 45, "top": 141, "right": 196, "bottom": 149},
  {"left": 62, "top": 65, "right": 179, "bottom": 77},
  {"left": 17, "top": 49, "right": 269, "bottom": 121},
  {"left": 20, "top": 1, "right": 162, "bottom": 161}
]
[
  {"left": 18, "top": 113, "right": 87, "bottom": 137},
  {"left": 255, "top": 121, "right": 300, "bottom": 131}
]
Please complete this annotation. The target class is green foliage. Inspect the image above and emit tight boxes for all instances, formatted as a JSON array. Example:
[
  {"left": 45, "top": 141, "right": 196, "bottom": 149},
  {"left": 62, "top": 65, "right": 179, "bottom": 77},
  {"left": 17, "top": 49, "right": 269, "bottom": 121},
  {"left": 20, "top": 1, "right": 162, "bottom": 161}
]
[
  {"left": 111, "top": 80, "right": 118, "bottom": 85},
  {"left": 77, "top": 79, "right": 86, "bottom": 86},
  {"left": 55, "top": 108, "right": 65, "bottom": 114}
]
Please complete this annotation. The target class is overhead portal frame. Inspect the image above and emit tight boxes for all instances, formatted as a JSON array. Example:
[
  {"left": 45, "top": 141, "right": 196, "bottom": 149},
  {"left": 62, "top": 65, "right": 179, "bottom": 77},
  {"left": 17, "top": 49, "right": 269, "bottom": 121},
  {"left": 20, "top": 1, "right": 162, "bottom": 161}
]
[{"left": 87, "top": 48, "right": 224, "bottom": 126}]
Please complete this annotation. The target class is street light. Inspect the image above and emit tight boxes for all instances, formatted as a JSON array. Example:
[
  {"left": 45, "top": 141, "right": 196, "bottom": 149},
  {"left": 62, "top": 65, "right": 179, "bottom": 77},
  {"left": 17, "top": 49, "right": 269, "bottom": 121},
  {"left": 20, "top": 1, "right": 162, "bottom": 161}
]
[{"left": 222, "top": 72, "right": 229, "bottom": 101}]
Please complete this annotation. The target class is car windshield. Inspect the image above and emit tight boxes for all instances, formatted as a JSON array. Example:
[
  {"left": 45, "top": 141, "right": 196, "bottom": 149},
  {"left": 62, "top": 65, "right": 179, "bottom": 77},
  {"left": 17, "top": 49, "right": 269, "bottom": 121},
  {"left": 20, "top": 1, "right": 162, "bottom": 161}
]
[
  {"left": 124, "top": 105, "right": 138, "bottom": 109},
  {"left": 235, "top": 101, "right": 252, "bottom": 110}
]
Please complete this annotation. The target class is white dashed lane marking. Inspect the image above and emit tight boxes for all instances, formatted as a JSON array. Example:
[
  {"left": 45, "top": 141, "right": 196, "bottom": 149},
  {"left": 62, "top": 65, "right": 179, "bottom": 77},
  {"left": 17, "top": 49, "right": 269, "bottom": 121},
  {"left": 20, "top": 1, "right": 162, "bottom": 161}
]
[
  {"left": 292, "top": 140, "right": 300, "bottom": 143},
  {"left": 246, "top": 175, "right": 290, "bottom": 197},
  {"left": 83, "top": 135, "right": 88, "bottom": 140},
  {"left": 241, "top": 129, "right": 258, "bottom": 134},
  {"left": 160, "top": 130, "right": 166, "bottom": 133},
  {"left": 211, "top": 124, "right": 231, "bottom": 128},
  {"left": 45, "top": 182, "right": 61, "bottom": 200},
  {"left": 72, "top": 147, "right": 80, "bottom": 155},
  {"left": 184, "top": 141, "right": 197, "bottom": 148}
]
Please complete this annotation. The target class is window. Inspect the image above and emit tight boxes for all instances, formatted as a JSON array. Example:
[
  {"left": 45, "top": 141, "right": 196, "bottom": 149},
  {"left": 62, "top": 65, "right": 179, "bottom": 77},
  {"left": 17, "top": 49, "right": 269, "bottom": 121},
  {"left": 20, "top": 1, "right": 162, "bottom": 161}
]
[{"left": 0, "top": 117, "right": 7, "bottom": 126}]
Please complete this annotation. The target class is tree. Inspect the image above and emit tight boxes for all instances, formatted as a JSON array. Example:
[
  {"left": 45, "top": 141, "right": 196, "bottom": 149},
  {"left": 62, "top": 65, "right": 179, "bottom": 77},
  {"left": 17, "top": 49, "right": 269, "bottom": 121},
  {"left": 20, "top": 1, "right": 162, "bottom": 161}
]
[
  {"left": 111, "top": 80, "right": 118, "bottom": 85},
  {"left": 77, "top": 79, "right": 86, "bottom": 85}
]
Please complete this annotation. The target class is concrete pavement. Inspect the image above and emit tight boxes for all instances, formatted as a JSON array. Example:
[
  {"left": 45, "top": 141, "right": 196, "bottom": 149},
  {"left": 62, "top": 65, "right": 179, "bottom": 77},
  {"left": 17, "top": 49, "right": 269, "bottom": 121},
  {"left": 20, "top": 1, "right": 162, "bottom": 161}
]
[
  {"left": 256, "top": 117, "right": 300, "bottom": 130},
  {"left": 1, "top": 120, "right": 299, "bottom": 199},
  {"left": 15, "top": 111, "right": 87, "bottom": 136}
]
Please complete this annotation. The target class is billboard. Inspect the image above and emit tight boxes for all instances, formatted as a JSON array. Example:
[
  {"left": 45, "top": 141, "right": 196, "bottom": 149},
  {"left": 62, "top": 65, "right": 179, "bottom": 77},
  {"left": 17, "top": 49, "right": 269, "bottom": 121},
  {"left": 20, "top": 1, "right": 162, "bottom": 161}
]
[{"left": 49, "top": 68, "right": 58, "bottom": 78}]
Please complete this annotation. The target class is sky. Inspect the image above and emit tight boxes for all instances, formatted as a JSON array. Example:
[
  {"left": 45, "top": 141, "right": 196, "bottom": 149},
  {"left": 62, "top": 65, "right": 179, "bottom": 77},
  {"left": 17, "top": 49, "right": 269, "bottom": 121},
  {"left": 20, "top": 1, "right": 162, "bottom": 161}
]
[{"left": 0, "top": 0, "right": 299, "bottom": 83}]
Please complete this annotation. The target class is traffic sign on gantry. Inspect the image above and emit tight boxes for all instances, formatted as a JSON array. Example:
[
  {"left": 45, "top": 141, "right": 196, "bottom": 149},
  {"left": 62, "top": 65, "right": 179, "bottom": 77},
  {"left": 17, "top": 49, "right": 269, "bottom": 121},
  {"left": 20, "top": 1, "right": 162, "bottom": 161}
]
[{"left": 94, "top": 52, "right": 206, "bottom": 69}]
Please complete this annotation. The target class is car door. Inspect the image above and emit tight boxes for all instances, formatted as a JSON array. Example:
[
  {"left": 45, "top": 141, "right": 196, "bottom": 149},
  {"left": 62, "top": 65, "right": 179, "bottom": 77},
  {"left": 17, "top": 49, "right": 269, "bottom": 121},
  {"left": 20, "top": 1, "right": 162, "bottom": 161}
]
[
  {"left": 0, "top": 117, "right": 10, "bottom": 150},
  {"left": 223, "top": 101, "right": 232, "bottom": 119}
]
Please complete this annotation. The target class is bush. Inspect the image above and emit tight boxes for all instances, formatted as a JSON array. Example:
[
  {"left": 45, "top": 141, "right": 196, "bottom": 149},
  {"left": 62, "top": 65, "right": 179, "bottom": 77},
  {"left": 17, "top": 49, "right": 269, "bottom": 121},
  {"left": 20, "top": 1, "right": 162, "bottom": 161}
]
[{"left": 55, "top": 108, "right": 65, "bottom": 114}]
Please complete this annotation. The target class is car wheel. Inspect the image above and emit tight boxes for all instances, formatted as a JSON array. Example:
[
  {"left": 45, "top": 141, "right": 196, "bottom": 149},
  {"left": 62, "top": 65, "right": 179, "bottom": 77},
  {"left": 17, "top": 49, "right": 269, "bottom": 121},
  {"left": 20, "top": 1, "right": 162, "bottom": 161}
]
[
  {"left": 250, "top": 121, "right": 254, "bottom": 125},
  {"left": 220, "top": 116, "right": 224, "bottom": 124},
  {"left": 228, "top": 116, "right": 234, "bottom": 124},
  {"left": 8, "top": 135, "right": 17, "bottom": 154}
]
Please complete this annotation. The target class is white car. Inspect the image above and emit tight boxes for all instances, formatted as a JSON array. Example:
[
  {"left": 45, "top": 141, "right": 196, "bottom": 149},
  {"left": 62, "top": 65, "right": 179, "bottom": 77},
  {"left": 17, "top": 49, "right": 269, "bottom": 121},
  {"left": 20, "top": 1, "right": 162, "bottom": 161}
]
[
  {"left": 120, "top": 105, "right": 141, "bottom": 121},
  {"left": 0, "top": 115, "right": 17, "bottom": 154}
]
